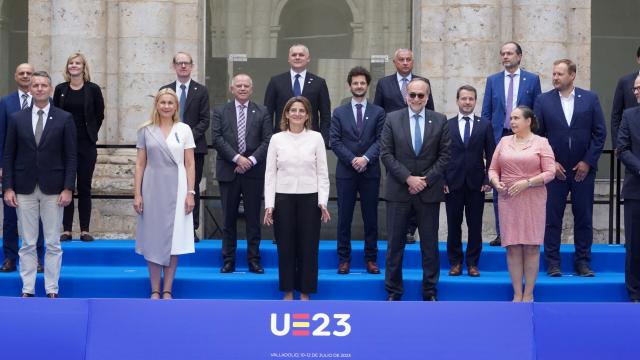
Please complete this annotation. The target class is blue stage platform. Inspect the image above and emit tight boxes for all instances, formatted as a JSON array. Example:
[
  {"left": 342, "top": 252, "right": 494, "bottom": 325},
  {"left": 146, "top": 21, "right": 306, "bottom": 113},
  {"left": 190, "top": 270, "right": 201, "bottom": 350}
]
[{"left": 0, "top": 240, "right": 628, "bottom": 301}]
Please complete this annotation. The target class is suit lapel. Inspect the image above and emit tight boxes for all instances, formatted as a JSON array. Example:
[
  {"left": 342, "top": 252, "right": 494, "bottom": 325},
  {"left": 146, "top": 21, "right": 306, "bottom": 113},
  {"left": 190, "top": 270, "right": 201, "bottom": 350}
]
[
  {"left": 226, "top": 102, "right": 239, "bottom": 148},
  {"left": 450, "top": 118, "right": 464, "bottom": 146},
  {"left": 301, "top": 73, "right": 314, "bottom": 97},
  {"left": 496, "top": 74, "right": 506, "bottom": 109},
  {"left": 184, "top": 81, "right": 198, "bottom": 112},
  {"left": 569, "top": 89, "right": 583, "bottom": 127},
  {"left": 401, "top": 110, "right": 414, "bottom": 152},
  {"left": 245, "top": 101, "right": 258, "bottom": 139},
  {"left": 36, "top": 106, "right": 56, "bottom": 148},
  {"left": 550, "top": 90, "right": 570, "bottom": 128},
  {"left": 467, "top": 115, "right": 483, "bottom": 146},
  {"left": 516, "top": 72, "right": 527, "bottom": 104}
]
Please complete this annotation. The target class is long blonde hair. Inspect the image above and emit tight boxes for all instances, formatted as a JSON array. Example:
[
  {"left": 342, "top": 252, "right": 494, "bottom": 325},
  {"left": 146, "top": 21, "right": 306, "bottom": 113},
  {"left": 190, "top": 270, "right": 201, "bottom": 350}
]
[
  {"left": 139, "top": 88, "right": 181, "bottom": 129},
  {"left": 63, "top": 53, "right": 91, "bottom": 82}
]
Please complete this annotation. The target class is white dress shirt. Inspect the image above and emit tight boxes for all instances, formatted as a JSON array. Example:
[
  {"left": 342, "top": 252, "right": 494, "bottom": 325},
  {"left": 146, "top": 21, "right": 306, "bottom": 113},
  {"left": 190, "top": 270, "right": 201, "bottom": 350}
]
[
  {"left": 559, "top": 88, "right": 575, "bottom": 126},
  {"left": 31, "top": 103, "right": 50, "bottom": 134},
  {"left": 504, "top": 68, "right": 521, "bottom": 111},
  {"left": 290, "top": 69, "right": 307, "bottom": 94},
  {"left": 458, "top": 113, "right": 474, "bottom": 139},
  {"left": 264, "top": 129, "right": 330, "bottom": 208},
  {"left": 176, "top": 78, "right": 191, "bottom": 99}
]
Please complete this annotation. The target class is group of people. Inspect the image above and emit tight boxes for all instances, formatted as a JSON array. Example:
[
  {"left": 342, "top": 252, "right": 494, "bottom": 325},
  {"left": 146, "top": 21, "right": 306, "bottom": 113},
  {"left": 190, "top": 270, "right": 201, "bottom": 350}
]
[{"left": 1, "top": 42, "right": 639, "bottom": 303}]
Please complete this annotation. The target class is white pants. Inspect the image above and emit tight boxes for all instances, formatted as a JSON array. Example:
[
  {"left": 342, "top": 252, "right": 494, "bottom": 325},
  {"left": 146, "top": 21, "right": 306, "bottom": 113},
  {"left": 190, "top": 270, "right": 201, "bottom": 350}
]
[{"left": 17, "top": 186, "right": 63, "bottom": 295}]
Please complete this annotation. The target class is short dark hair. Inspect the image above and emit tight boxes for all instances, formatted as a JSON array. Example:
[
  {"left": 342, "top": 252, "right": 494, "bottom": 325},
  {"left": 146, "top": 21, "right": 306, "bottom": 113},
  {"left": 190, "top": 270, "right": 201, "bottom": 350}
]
[
  {"left": 31, "top": 71, "right": 51, "bottom": 84},
  {"left": 347, "top": 66, "right": 371, "bottom": 85},
  {"left": 553, "top": 58, "right": 577, "bottom": 74},
  {"left": 456, "top": 85, "right": 477, "bottom": 99},
  {"left": 515, "top": 105, "right": 537, "bottom": 132},
  {"left": 503, "top": 41, "right": 523, "bottom": 56}
]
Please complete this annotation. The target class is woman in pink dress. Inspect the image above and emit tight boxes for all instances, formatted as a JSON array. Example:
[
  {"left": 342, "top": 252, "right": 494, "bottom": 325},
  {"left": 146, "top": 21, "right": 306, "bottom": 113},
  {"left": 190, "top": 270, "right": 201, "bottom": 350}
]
[{"left": 488, "top": 106, "right": 555, "bottom": 302}]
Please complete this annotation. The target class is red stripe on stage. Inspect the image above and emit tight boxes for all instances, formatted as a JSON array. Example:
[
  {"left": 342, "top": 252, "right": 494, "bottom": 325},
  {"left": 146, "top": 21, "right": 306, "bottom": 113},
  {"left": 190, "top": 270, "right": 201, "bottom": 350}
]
[
  {"left": 292, "top": 330, "right": 310, "bottom": 336},
  {"left": 292, "top": 313, "right": 310, "bottom": 319}
]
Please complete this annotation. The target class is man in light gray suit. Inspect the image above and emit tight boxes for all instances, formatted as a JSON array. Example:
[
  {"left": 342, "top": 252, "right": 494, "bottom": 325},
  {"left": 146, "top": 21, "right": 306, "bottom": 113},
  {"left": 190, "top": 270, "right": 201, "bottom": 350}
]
[{"left": 380, "top": 77, "right": 451, "bottom": 301}]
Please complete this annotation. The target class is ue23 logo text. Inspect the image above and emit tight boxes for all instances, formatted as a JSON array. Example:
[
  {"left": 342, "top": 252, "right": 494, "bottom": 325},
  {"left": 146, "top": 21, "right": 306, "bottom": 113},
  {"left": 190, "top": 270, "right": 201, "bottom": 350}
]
[{"left": 270, "top": 313, "right": 352, "bottom": 337}]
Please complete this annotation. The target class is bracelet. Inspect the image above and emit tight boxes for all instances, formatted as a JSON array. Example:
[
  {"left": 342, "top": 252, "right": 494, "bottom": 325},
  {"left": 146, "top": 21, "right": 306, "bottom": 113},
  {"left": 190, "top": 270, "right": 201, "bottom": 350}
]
[{"left": 187, "top": 190, "right": 196, "bottom": 195}]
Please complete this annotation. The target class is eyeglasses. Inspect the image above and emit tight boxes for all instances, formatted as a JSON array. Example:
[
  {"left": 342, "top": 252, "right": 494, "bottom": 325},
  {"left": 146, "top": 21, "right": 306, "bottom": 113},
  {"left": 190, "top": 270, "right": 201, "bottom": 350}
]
[
  {"left": 633, "top": 86, "right": 640, "bottom": 92},
  {"left": 408, "top": 93, "right": 426, "bottom": 99},
  {"left": 174, "top": 61, "right": 193, "bottom": 67}
]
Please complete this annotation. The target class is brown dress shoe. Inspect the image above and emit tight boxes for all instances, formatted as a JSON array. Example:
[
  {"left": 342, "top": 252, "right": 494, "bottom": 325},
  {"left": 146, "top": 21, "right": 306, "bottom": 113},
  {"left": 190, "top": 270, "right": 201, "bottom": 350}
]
[
  {"left": 0, "top": 259, "right": 17, "bottom": 272},
  {"left": 337, "top": 262, "right": 350, "bottom": 274},
  {"left": 366, "top": 261, "right": 380, "bottom": 274},
  {"left": 448, "top": 264, "right": 462, "bottom": 276},
  {"left": 468, "top": 266, "right": 480, "bottom": 277}
]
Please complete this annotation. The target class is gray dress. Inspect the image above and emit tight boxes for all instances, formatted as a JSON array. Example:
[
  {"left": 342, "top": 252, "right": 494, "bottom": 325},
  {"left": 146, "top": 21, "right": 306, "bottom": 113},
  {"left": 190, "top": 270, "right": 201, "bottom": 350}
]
[{"left": 135, "top": 124, "right": 194, "bottom": 266}]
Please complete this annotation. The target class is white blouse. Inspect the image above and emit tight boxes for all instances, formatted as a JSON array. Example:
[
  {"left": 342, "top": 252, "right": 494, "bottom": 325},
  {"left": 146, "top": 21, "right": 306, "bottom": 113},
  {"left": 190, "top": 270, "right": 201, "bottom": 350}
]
[{"left": 264, "top": 129, "right": 330, "bottom": 208}]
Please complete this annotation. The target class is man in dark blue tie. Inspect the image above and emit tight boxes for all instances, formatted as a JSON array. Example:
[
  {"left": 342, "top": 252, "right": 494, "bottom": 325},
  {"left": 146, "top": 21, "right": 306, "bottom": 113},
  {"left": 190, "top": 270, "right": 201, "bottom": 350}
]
[
  {"left": 443, "top": 85, "right": 495, "bottom": 277},
  {"left": 330, "top": 66, "right": 386, "bottom": 275},
  {"left": 160, "top": 52, "right": 210, "bottom": 242}
]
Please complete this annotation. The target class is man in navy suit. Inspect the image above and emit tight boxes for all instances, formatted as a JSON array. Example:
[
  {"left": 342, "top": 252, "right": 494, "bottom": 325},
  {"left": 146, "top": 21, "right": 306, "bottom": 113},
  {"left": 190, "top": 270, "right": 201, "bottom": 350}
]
[
  {"left": 481, "top": 42, "right": 541, "bottom": 247},
  {"left": 380, "top": 78, "right": 451, "bottom": 301},
  {"left": 535, "top": 59, "right": 606, "bottom": 277},
  {"left": 212, "top": 74, "right": 272, "bottom": 274},
  {"left": 611, "top": 46, "right": 640, "bottom": 150},
  {"left": 374, "top": 48, "right": 435, "bottom": 244},
  {"left": 3, "top": 71, "right": 76, "bottom": 297},
  {"left": 330, "top": 66, "right": 386, "bottom": 275},
  {"left": 160, "top": 52, "right": 210, "bottom": 242},
  {"left": 617, "top": 74, "right": 640, "bottom": 302},
  {"left": 0, "top": 63, "right": 44, "bottom": 273},
  {"left": 264, "top": 44, "right": 331, "bottom": 146},
  {"left": 444, "top": 85, "right": 495, "bottom": 277}
]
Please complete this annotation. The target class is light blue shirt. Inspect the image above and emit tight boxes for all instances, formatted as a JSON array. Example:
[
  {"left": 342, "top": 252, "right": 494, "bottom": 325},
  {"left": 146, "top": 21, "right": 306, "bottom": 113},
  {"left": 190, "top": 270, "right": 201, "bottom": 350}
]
[{"left": 408, "top": 108, "right": 426, "bottom": 152}]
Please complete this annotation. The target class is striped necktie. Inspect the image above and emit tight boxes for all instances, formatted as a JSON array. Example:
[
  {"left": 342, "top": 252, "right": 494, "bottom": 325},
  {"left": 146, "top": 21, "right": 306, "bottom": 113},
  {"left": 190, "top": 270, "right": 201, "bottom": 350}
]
[{"left": 237, "top": 104, "right": 247, "bottom": 154}]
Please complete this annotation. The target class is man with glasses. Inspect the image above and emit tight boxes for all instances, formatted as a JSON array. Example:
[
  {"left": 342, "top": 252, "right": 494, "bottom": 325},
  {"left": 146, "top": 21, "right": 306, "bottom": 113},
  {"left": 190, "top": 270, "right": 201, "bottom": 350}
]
[
  {"left": 0, "top": 63, "right": 44, "bottom": 273},
  {"left": 611, "top": 46, "right": 640, "bottom": 150},
  {"left": 481, "top": 42, "right": 541, "bottom": 246},
  {"left": 380, "top": 78, "right": 451, "bottom": 301},
  {"left": 160, "top": 52, "right": 210, "bottom": 242}
]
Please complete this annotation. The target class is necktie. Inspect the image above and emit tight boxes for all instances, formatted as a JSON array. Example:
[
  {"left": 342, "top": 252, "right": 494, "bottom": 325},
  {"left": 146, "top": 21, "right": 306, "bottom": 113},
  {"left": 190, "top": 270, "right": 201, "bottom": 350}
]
[
  {"left": 504, "top": 73, "right": 515, "bottom": 129},
  {"left": 237, "top": 104, "right": 247, "bottom": 154},
  {"left": 21, "top": 94, "right": 29, "bottom": 110},
  {"left": 35, "top": 109, "right": 44, "bottom": 145},
  {"left": 293, "top": 74, "right": 302, "bottom": 96},
  {"left": 463, "top": 116, "right": 471, "bottom": 146},
  {"left": 179, "top": 84, "right": 186, "bottom": 121},
  {"left": 401, "top": 78, "right": 408, "bottom": 103},
  {"left": 413, "top": 113, "right": 422, "bottom": 155},
  {"left": 355, "top": 103, "right": 363, "bottom": 135}
]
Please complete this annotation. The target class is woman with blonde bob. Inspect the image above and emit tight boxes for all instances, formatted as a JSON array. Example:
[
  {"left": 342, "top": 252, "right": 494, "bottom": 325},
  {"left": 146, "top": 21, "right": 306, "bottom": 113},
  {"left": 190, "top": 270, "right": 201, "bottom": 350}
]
[
  {"left": 53, "top": 53, "right": 105, "bottom": 242},
  {"left": 134, "top": 88, "right": 196, "bottom": 299},
  {"left": 263, "top": 96, "right": 331, "bottom": 301}
]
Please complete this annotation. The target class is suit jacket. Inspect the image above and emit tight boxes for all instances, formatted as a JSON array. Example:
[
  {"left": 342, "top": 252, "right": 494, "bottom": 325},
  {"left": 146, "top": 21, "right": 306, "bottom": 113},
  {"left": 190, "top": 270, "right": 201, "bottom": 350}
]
[
  {"left": 330, "top": 101, "right": 386, "bottom": 179},
  {"left": 0, "top": 91, "right": 29, "bottom": 168},
  {"left": 373, "top": 73, "right": 435, "bottom": 113},
  {"left": 211, "top": 100, "right": 272, "bottom": 181},
  {"left": 53, "top": 81, "right": 105, "bottom": 143},
  {"left": 380, "top": 108, "right": 451, "bottom": 203},
  {"left": 3, "top": 105, "right": 77, "bottom": 195},
  {"left": 535, "top": 87, "right": 607, "bottom": 172},
  {"left": 618, "top": 107, "right": 640, "bottom": 200},
  {"left": 160, "top": 80, "right": 211, "bottom": 154},
  {"left": 481, "top": 69, "right": 542, "bottom": 143},
  {"left": 263, "top": 71, "right": 331, "bottom": 143},
  {"left": 611, "top": 70, "right": 640, "bottom": 149},
  {"left": 443, "top": 115, "right": 495, "bottom": 191}
]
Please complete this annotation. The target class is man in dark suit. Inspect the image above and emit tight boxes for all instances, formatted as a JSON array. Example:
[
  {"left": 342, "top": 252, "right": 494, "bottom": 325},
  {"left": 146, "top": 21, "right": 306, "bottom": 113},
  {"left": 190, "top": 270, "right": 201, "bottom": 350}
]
[
  {"left": 380, "top": 78, "right": 451, "bottom": 301},
  {"left": 0, "top": 63, "right": 44, "bottom": 273},
  {"left": 3, "top": 71, "right": 76, "bottom": 298},
  {"left": 611, "top": 46, "right": 640, "bottom": 150},
  {"left": 374, "top": 48, "right": 435, "bottom": 244},
  {"left": 444, "top": 85, "right": 495, "bottom": 277},
  {"left": 617, "top": 75, "right": 640, "bottom": 302},
  {"left": 330, "top": 66, "right": 386, "bottom": 275},
  {"left": 212, "top": 74, "right": 272, "bottom": 274},
  {"left": 535, "top": 59, "right": 606, "bottom": 277},
  {"left": 264, "top": 44, "right": 331, "bottom": 145},
  {"left": 481, "top": 41, "right": 542, "bottom": 247},
  {"left": 160, "top": 52, "right": 210, "bottom": 242}
]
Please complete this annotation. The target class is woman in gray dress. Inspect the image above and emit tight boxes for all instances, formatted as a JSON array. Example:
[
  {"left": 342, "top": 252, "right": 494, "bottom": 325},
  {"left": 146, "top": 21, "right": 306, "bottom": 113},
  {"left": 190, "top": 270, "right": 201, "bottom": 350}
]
[{"left": 134, "top": 89, "right": 196, "bottom": 299}]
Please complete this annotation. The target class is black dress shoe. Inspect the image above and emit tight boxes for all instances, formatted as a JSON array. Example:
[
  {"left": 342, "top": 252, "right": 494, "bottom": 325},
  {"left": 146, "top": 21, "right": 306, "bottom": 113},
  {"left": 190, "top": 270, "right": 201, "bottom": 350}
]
[
  {"left": 406, "top": 233, "right": 416, "bottom": 244},
  {"left": 632, "top": 299, "right": 640, "bottom": 303},
  {"left": 0, "top": 259, "right": 17, "bottom": 272},
  {"left": 194, "top": 232, "right": 200, "bottom": 243},
  {"left": 337, "top": 262, "right": 350, "bottom": 275},
  {"left": 60, "top": 233, "right": 72, "bottom": 242},
  {"left": 220, "top": 262, "right": 235, "bottom": 273},
  {"left": 575, "top": 264, "right": 595, "bottom": 277},
  {"left": 20, "top": 293, "right": 35, "bottom": 298},
  {"left": 80, "top": 233, "right": 95, "bottom": 242},
  {"left": 489, "top": 236, "right": 501, "bottom": 246},
  {"left": 423, "top": 295, "right": 438, "bottom": 301},
  {"left": 386, "top": 293, "right": 401, "bottom": 301},
  {"left": 37, "top": 261, "right": 44, "bottom": 273},
  {"left": 547, "top": 265, "right": 562, "bottom": 277},
  {"left": 248, "top": 261, "right": 264, "bottom": 274},
  {"left": 46, "top": 293, "right": 59, "bottom": 298}
]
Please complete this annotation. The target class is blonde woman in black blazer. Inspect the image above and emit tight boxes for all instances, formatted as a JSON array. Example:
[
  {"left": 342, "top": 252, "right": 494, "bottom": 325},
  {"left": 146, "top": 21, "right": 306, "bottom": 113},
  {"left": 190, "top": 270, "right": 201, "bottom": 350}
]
[{"left": 53, "top": 53, "right": 105, "bottom": 242}]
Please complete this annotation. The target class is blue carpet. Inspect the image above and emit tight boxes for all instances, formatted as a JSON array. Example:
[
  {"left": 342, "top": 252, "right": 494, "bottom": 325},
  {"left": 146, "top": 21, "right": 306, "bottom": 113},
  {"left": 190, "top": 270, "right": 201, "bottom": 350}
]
[{"left": 0, "top": 240, "right": 628, "bottom": 301}]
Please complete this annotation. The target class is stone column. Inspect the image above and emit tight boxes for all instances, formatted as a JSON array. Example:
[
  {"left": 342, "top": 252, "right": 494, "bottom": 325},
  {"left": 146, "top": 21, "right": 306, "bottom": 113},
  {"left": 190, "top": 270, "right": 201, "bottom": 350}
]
[
  {"left": 28, "top": 0, "right": 52, "bottom": 72},
  {"left": 250, "top": 0, "right": 273, "bottom": 57}
]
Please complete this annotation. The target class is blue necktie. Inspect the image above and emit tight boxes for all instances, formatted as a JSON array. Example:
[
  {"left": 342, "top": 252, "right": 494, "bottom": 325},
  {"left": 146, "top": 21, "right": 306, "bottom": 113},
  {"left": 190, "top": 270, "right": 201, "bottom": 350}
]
[
  {"left": 463, "top": 116, "right": 471, "bottom": 146},
  {"left": 179, "top": 84, "right": 186, "bottom": 121},
  {"left": 355, "top": 103, "right": 363, "bottom": 135},
  {"left": 293, "top": 74, "right": 302, "bottom": 96},
  {"left": 413, "top": 114, "right": 422, "bottom": 155}
]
